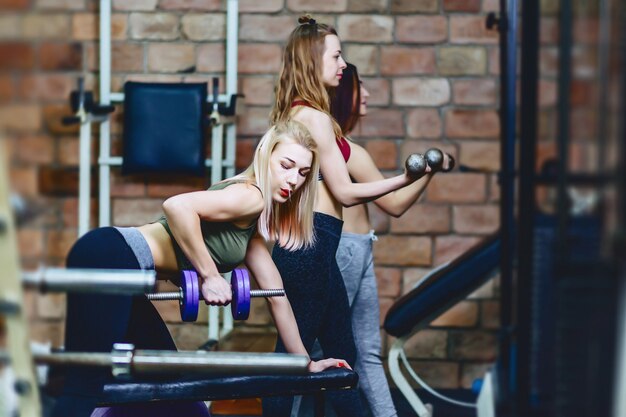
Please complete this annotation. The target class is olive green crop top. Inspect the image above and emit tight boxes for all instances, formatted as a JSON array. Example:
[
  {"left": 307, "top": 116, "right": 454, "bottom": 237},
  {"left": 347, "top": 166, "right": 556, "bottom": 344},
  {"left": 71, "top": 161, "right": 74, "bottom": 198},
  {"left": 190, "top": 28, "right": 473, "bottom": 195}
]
[{"left": 156, "top": 180, "right": 261, "bottom": 273}]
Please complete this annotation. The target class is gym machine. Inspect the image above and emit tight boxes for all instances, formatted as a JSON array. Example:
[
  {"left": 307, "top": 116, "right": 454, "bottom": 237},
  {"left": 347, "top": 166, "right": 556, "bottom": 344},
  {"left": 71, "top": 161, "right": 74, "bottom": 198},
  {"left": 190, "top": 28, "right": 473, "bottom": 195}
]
[{"left": 384, "top": 0, "right": 626, "bottom": 416}]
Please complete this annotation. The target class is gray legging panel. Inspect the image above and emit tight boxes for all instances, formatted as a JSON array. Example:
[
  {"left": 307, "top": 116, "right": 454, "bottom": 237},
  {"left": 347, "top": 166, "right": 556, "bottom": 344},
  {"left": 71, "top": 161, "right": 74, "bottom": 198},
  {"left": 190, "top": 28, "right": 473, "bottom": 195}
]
[{"left": 337, "top": 232, "right": 398, "bottom": 417}]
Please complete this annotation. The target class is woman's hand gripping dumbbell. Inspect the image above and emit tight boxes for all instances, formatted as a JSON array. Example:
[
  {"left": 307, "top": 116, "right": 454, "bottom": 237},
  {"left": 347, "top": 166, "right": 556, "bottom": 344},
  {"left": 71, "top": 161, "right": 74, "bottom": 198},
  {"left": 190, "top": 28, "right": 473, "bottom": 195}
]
[
  {"left": 404, "top": 149, "right": 455, "bottom": 178},
  {"left": 146, "top": 269, "right": 285, "bottom": 322}
]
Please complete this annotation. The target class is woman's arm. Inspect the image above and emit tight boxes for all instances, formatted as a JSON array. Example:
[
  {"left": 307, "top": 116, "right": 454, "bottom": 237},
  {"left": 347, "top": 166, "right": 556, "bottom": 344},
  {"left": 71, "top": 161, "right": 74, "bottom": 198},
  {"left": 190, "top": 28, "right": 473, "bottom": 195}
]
[
  {"left": 244, "top": 236, "right": 350, "bottom": 372},
  {"left": 347, "top": 143, "right": 434, "bottom": 217},
  {"left": 163, "top": 183, "right": 264, "bottom": 305},
  {"left": 294, "top": 109, "right": 423, "bottom": 207}
]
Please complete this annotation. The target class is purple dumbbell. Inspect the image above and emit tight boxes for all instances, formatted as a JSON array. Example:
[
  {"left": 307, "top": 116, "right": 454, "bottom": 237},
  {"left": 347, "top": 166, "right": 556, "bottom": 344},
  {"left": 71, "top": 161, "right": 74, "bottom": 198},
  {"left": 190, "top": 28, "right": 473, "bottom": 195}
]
[
  {"left": 232, "top": 268, "right": 251, "bottom": 320},
  {"left": 231, "top": 268, "right": 286, "bottom": 320},
  {"left": 145, "top": 270, "right": 199, "bottom": 322},
  {"left": 146, "top": 269, "right": 285, "bottom": 322}
]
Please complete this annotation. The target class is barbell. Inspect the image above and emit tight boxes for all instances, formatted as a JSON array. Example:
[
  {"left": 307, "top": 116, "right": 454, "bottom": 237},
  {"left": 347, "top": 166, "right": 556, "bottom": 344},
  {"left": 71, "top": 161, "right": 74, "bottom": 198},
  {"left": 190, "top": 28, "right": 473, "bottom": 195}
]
[
  {"left": 146, "top": 269, "right": 285, "bottom": 322},
  {"left": 0, "top": 343, "right": 308, "bottom": 378}
]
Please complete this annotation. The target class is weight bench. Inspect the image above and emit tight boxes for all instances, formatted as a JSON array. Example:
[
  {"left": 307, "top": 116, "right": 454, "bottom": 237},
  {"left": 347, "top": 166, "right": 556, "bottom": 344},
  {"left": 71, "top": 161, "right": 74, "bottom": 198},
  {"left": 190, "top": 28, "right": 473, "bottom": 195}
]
[
  {"left": 41, "top": 345, "right": 357, "bottom": 417},
  {"left": 101, "top": 368, "right": 357, "bottom": 403},
  {"left": 98, "top": 368, "right": 358, "bottom": 417},
  {"left": 383, "top": 234, "right": 501, "bottom": 417}
]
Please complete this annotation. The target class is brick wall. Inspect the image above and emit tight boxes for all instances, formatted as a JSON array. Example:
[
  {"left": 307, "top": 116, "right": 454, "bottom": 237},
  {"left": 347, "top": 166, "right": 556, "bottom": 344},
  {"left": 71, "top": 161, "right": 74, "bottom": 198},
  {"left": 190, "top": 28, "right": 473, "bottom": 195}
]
[{"left": 0, "top": 0, "right": 515, "bottom": 389}]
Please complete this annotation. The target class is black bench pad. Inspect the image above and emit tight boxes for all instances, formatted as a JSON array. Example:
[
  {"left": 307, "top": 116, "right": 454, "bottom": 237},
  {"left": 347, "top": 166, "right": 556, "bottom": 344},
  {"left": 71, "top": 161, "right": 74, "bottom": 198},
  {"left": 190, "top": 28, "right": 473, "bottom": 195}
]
[{"left": 100, "top": 368, "right": 357, "bottom": 405}]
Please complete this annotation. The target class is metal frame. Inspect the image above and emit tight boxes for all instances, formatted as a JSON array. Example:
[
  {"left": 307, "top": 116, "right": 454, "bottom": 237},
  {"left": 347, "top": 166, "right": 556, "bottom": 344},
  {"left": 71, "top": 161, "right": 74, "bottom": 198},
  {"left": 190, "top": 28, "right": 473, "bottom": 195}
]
[
  {"left": 514, "top": 1, "right": 624, "bottom": 415},
  {"left": 515, "top": 0, "right": 541, "bottom": 413},
  {"left": 386, "top": 260, "right": 501, "bottom": 416},
  {"left": 496, "top": 0, "right": 518, "bottom": 408},
  {"left": 86, "top": 0, "right": 241, "bottom": 341},
  {"left": 92, "top": 0, "right": 239, "bottom": 233},
  {"left": 614, "top": 271, "right": 626, "bottom": 417},
  {"left": 7, "top": 343, "right": 309, "bottom": 377},
  {"left": 613, "top": 4, "right": 626, "bottom": 415},
  {"left": 79, "top": 0, "right": 241, "bottom": 234},
  {"left": 388, "top": 338, "right": 433, "bottom": 417},
  {"left": 21, "top": 268, "right": 156, "bottom": 294},
  {"left": 388, "top": 333, "right": 477, "bottom": 417}
]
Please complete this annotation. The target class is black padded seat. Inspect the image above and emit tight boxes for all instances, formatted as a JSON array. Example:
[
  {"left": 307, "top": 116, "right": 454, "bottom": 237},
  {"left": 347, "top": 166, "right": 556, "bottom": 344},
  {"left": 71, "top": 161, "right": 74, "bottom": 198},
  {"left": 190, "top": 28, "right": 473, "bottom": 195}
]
[
  {"left": 122, "top": 82, "right": 208, "bottom": 176},
  {"left": 384, "top": 234, "right": 501, "bottom": 338},
  {"left": 99, "top": 368, "right": 358, "bottom": 405}
]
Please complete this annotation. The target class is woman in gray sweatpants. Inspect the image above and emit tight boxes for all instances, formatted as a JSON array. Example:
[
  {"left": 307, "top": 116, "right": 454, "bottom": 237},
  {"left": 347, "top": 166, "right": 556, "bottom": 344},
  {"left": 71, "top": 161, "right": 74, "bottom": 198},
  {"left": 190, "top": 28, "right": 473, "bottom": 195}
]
[
  {"left": 330, "top": 63, "right": 450, "bottom": 417},
  {"left": 335, "top": 230, "right": 394, "bottom": 417}
]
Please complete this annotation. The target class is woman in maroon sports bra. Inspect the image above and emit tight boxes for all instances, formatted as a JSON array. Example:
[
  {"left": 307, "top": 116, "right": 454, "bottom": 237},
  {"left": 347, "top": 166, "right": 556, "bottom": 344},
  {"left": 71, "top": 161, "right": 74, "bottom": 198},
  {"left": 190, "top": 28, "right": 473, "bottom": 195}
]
[{"left": 263, "top": 16, "right": 429, "bottom": 417}]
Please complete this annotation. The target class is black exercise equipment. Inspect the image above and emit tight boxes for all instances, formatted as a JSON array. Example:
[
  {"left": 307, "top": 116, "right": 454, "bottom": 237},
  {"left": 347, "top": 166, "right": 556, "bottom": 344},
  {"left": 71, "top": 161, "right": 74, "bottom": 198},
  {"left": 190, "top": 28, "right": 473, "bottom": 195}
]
[{"left": 121, "top": 82, "right": 208, "bottom": 176}]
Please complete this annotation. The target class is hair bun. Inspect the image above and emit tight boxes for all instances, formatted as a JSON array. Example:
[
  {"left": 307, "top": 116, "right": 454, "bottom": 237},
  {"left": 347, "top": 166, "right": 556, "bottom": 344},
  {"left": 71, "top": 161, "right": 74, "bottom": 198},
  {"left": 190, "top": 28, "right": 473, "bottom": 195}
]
[{"left": 298, "top": 14, "right": 316, "bottom": 25}]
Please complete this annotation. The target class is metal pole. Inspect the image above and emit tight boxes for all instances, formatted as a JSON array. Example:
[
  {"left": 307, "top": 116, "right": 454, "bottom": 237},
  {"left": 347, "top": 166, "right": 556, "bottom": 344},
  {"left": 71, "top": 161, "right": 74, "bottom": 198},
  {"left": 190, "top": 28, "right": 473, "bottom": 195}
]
[
  {"left": 130, "top": 350, "right": 308, "bottom": 375},
  {"left": 21, "top": 268, "right": 156, "bottom": 294},
  {"left": 32, "top": 352, "right": 113, "bottom": 368},
  {"left": 517, "top": 0, "right": 541, "bottom": 414},
  {"left": 612, "top": 5, "right": 626, "bottom": 416},
  {"left": 614, "top": 272, "right": 626, "bottom": 417},
  {"left": 209, "top": 0, "right": 239, "bottom": 342},
  {"left": 78, "top": 75, "right": 92, "bottom": 237},
  {"left": 3, "top": 346, "right": 310, "bottom": 377},
  {"left": 497, "top": 0, "right": 518, "bottom": 409},
  {"left": 99, "top": 0, "right": 112, "bottom": 227},
  {"left": 78, "top": 121, "right": 92, "bottom": 237},
  {"left": 596, "top": 0, "right": 612, "bottom": 174},
  {"left": 225, "top": 0, "right": 239, "bottom": 179},
  {"left": 555, "top": 0, "right": 573, "bottom": 265},
  {"left": 211, "top": 123, "right": 224, "bottom": 185}
]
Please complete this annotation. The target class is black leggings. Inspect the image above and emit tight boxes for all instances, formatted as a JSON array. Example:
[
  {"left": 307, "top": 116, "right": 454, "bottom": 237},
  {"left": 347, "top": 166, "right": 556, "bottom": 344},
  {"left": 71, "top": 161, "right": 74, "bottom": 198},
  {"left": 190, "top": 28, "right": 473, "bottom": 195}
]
[
  {"left": 51, "top": 227, "right": 177, "bottom": 417},
  {"left": 263, "top": 213, "right": 366, "bottom": 417}
]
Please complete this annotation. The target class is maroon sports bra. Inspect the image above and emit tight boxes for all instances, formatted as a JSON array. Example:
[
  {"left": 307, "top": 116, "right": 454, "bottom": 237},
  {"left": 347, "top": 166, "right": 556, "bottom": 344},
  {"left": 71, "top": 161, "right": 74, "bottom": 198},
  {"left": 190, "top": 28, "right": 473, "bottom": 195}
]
[{"left": 291, "top": 100, "right": 351, "bottom": 163}]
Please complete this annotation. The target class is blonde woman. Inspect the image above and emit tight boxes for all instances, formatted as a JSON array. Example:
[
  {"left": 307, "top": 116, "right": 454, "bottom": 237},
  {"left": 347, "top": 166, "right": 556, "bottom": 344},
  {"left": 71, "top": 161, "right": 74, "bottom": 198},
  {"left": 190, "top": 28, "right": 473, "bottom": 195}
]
[
  {"left": 53, "top": 121, "right": 346, "bottom": 417},
  {"left": 263, "top": 17, "right": 428, "bottom": 417}
]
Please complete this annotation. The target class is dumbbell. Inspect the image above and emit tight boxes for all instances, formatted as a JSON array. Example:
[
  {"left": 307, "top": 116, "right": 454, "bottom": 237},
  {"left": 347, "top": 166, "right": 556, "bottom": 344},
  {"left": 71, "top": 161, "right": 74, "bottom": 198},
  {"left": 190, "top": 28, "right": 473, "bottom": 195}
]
[
  {"left": 405, "top": 153, "right": 428, "bottom": 177},
  {"left": 424, "top": 148, "right": 455, "bottom": 173},
  {"left": 146, "top": 269, "right": 285, "bottom": 322}
]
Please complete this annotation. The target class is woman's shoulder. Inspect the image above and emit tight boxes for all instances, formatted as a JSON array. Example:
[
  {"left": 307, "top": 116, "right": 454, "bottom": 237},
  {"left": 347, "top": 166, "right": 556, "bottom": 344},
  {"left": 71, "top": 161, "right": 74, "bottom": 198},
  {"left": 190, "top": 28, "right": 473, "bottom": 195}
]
[
  {"left": 291, "top": 104, "right": 329, "bottom": 120},
  {"left": 292, "top": 107, "right": 333, "bottom": 133},
  {"left": 211, "top": 178, "right": 259, "bottom": 191},
  {"left": 211, "top": 180, "right": 264, "bottom": 212}
]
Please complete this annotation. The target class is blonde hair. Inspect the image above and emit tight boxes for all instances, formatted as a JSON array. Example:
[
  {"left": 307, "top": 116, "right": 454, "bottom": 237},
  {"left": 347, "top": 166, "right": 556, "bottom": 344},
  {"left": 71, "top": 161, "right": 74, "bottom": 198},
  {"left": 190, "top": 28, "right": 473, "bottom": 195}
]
[
  {"left": 232, "top": 120, "right": 319, "bottom": 250},
  {"left": 271, "top": 15, "right": 343, "bottom": 138}
]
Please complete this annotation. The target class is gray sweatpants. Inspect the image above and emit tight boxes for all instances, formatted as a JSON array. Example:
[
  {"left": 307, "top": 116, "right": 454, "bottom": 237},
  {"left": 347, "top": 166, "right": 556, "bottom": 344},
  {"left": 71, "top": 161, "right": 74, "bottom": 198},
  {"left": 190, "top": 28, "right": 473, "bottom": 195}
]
[{"left": 292, "top": 231, "right": 397, "bottom": 417}]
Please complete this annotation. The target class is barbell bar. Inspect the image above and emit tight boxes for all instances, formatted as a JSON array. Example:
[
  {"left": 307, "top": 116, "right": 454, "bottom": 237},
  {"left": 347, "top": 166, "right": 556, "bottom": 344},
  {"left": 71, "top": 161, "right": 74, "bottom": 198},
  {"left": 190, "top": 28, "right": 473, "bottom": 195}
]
[
  {"left": 0, "top": 343, "right": 308, "bottom": 378},
  {"left": 21, "top": 268, "right": 156, "bottom": 295}
]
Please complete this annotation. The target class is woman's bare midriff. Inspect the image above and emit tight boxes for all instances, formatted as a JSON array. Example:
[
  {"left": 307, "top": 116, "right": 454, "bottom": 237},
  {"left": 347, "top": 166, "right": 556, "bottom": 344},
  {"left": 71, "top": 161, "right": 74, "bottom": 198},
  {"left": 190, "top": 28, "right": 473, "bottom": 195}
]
[
  {"left": 315, "top": 181, "right": 343, "bottom": 219},
  {"left": 136, "top": 222, "right": 179, "bottom": 276},
  {"left": 342, "top": 204, "right": 371, "bottom": 234}
]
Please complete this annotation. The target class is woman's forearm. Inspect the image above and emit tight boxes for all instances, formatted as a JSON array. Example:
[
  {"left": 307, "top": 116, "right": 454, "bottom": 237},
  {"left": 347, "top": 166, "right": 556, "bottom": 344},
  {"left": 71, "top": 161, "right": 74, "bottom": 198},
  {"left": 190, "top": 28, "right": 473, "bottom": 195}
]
[
  {"left": 335, "top": 173, "right": 416, "bottom": 208},
  {"left": 376, "top": 173, "right": 434, "bottom": 217},
  {"left": 267, "top": 297, "right": 310, "bottom": 358}
]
